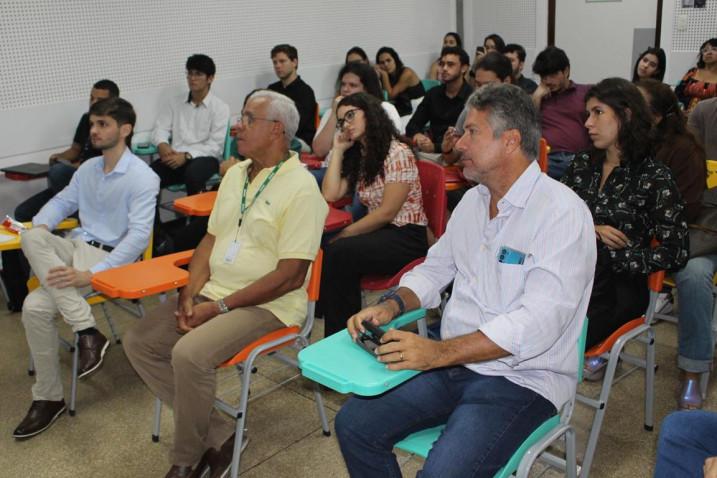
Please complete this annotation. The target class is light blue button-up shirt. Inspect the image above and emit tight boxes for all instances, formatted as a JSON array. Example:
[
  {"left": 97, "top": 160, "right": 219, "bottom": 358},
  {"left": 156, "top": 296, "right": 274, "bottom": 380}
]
[{"left": 33, "top": 148, "right": 160, "bottom": 274}]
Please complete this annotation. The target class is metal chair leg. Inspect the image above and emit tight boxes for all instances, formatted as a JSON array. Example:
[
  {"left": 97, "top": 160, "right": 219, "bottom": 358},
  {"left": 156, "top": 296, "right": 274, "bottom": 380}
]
[
  {"left": 152, "top": 398, "right": 162, "bottom": 442},
  {"left": 101, "top": 302, "right": 121, "bottom": 344},
  {"left": 69, "top": 333, "right": 79, "bottom": 416}
]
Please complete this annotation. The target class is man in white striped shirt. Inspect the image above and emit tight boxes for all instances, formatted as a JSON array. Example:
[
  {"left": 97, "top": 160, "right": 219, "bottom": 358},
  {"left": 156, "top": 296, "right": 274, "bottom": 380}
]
[{"left": 336, "top": 83, "right": 596, "bottom": 477}]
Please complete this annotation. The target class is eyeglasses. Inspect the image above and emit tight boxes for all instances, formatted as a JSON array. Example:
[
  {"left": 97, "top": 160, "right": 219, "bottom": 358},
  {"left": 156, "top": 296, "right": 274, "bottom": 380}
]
[
  {"left": 336, "top": 108, "right": 361, "bottom": 131},
  {"left": 239, "top": 112, "right": 278, "bottom": 127}
]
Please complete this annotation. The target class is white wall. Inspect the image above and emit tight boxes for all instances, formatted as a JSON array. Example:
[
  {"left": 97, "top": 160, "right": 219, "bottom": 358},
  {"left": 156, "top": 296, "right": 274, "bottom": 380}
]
[
  {"left": 554, "top": 0, "right": 657, "bottom": 85},
  {"left": 0, "top": 0, "right": 454, "bottom": 217},
  {"left": 464, "top": 0, "right": 548, "bottom": 82}
]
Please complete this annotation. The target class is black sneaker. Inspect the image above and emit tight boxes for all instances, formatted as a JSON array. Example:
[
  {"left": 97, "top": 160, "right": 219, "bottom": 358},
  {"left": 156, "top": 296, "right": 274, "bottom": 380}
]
[{"left": 12, "top": 400, "right": 66, "bottom": 439}]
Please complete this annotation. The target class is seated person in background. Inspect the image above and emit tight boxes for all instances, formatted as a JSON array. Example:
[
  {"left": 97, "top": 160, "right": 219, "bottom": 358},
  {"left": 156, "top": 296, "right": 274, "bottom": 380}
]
[
  {"left": 335, "top": 84, "right": 596, "bottom": 477},
  {"left": 532, "top": 46, "right": 591, "bottom": 179},
  {"left": 313, "top": 62, "right": 402, "bottom": 159},
  {"left": 654, "top": 410, "right": 717, "bottom": 478},
  {"left": 124, "top": 90, "right": 328, "bottom": 478},
  {"left": 689, "top": 96, "right": 717, "bottom": 159},
  {"left": 406, "top": 46, "right": 472, "bottom": 154},
  {"left": 467, "top": 45, "right": 486, "bottom": 87},
  {"left": 504, "top": 43, "right": 538, "bottom": 94},
  {"left": 151, "top": 54, "right": 229, "bottom": 196},
  {"left": 267, "top": 43, "right": 317, "bottom": 150},
  {"left": 676, "top": 38, "right": 717, "bottom": 113},
  {"left": 13, "top": 97, "right": 159, "bottom": 440},
  {"left": 320, "top": 93, "right": 428, "bottom": 338},
  {"left": 561, "top": 78, "right": 688, "bottom": 379},
  {"left": 375, "top": 46, "right": 425, "bottom": 116},
  {"left": 638, "top": 79, "right": 712, "bottom": 409},
  {"left": 483, "top": 33, "right": 505, "bottom": 53},
  {"left": 442, "top": 53, "right": 514, "bottom": 210},
  {"left": 3, "top": 80, "right": 120, "bottom": 312},
  {"left": 345, "top": 46, "right": 369, "bottom": 64},
  {"left": 632, "top": 47, "right": 666, "bottom": 83},
  {"left": 427, "top": 32, "right": 463, "bottom": 80},
  {"left": 15, "top": 80, "right": 120, "bottom": 222}
]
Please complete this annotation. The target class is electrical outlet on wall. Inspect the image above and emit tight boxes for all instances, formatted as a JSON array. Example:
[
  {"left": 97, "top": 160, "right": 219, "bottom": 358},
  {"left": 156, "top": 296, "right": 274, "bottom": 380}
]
[{"left": 676, "top": 14, "right": 689, "bottom": 31}]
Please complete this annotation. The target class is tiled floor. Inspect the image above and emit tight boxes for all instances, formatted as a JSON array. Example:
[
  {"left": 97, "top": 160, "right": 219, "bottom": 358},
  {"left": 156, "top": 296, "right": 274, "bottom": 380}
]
[{"left": 0, "top": 294, "right": 713, "bottom": 477}]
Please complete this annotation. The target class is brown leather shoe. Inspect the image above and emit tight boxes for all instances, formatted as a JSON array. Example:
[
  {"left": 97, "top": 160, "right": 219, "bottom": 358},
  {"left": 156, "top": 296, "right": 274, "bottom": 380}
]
[
  {"left": 12, "top": 400, "right": 67, "bottom": 439},
  {"left": 77, "top": 331, "right": 109, "bottom": 378},
  {"left": 206, "top": 433, "right": 249, "bottom": 478},
  {"left": 164, "top": 465, "right": 195, "bottom": 478}
]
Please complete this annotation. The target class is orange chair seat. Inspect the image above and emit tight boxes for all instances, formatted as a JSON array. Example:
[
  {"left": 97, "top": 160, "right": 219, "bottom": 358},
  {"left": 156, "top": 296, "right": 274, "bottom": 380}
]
[
  {"left": 584, "top": 317, "right": 646, "bottom": 358},
  {"left": 174, "top": 191, "right": 217, "bottom": 216},
  {"left": 219, "top": 325, "right": 302, "bottom": 367}
]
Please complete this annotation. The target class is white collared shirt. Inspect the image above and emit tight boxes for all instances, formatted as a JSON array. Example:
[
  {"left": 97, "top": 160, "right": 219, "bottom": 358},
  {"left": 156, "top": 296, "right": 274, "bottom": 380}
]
[
  {"left": 400, "top": 161, "right": 596, "bottom": 409},
  {"left": 152, "top": 91, "right": 230, "bottom": 159}
]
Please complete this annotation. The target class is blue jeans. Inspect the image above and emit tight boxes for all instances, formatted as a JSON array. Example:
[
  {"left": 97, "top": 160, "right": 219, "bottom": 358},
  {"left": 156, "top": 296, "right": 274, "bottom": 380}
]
[
  {"left": 654, "top": 410, "right": 717, "bottom": 477},
  {"left": 674, "top": 255, "right": 717, "bottom": 373},
  {"left": 335, "top": 366, "right": 556, "bottom": 477},
  {"left": 47, "top": 162, "right": 77, "bottom": 193},
  {"left": 547, "top": 151, "right": 576, "bottom": 180}
]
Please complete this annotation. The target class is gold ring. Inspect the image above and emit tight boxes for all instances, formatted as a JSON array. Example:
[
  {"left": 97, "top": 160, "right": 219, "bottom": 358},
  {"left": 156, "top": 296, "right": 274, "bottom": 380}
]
[{"left": 400, "top": 352, "right": 404, "bottom": 361}]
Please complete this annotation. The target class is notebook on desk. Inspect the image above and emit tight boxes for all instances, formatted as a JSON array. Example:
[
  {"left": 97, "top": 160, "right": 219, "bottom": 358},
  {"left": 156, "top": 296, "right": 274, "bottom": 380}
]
[{"left": 1, "top": 162, "right": 50, "bottom": 179}]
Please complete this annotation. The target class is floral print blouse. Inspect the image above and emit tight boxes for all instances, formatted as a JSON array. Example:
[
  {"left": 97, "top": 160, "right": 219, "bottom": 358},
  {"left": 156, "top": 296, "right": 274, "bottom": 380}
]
[
  {"left": 676, "top": 67, "right": 717, "bottom": 113},
  {"left": 561, "top": 152, "right": 689, "bottom": 274}
]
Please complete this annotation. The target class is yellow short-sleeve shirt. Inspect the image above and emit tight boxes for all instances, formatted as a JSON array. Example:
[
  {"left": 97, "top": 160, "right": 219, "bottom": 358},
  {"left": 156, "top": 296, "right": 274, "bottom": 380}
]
[{"left": 200, "top": 153, "right": 328, "bottom": 326}]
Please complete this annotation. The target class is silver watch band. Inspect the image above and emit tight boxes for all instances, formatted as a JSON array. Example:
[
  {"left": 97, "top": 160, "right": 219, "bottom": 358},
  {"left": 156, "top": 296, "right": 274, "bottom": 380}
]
[{"left": 216, "top": 298, "right": 229, "bottom": 314}]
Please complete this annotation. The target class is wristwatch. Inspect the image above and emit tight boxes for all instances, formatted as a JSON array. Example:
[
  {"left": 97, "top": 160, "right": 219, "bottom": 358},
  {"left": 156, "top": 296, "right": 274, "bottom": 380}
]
[
  {"left": 216, "top": 298, "right": 229, "bottom": 314},
  {"left": 184, "top": 152, "right": 193, "bottom": 161},
  {"left": 377, "top": 290, "right": 406, "bottom": 318}
]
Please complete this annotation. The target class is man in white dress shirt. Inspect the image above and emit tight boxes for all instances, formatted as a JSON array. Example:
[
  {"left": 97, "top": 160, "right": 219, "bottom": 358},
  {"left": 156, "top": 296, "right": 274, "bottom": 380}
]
[
  {"left": 336, "top": 83, "right": 597, "bottom": 477},
  {"left": 151, "top": 54, "right": 230, "bottom": 195}
]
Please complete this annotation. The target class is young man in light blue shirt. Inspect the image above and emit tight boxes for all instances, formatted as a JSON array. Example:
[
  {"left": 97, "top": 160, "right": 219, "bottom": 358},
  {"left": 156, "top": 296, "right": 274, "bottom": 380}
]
[{"left": 13, "top": 97, "right": 159, "bottom": 440}]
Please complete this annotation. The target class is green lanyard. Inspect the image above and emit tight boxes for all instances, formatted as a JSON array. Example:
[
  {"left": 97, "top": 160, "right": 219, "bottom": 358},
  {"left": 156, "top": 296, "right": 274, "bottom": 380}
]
[{"left": 238, "top": 160, "right": 285, "bottom": 229}]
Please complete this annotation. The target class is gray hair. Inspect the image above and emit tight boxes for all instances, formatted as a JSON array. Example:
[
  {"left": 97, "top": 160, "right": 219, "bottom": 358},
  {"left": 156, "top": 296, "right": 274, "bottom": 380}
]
[
  {"left": 465, "top": 83, "right": 541, "bottom": 161},
  {"left": 247, "top": 90, "right": 300, "bottom": 144}
]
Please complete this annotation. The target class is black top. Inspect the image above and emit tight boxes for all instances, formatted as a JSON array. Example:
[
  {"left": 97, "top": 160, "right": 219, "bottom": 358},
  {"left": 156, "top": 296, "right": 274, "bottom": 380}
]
[
  {"left": 391, "top": 79, "right": 425, "bottom": 117},
  {"left": 73, "top": 113, "right": 102, "bottom": 162},
  {"left": 515, "top": 75, "right": 538, "bottom": 94},
  {"left": 267, "top": 76, "right": 317, "bottom": 146},
  {"left": 405, "top": 80, "right": 473, "bottom": 153},
  {"left": 561, "top": 152, "right": 689, "bottom": 274}
]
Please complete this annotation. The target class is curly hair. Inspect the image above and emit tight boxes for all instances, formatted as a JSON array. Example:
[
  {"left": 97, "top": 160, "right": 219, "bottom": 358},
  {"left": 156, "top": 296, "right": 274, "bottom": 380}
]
[
  {"left": 337, "top": 93, "right": 398, "bottom": 190},
  {"left": 585, "top": 78, "right": 654, "bottom": 164}
]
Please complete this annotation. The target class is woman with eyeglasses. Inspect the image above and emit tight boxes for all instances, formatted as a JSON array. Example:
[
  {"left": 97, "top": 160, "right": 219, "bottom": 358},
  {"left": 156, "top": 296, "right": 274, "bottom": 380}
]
[
  {"left": 320, "top": 92, "right": 428, "bottom": 337},
  {"left": 676, "top": 38, "right": 717, "bottom": 113},
  {"left": 631, "top": 47, "right": 666, "bottom": 83},
  {"left": 560, "top": 78, "right": 689, "bottom": 380}
]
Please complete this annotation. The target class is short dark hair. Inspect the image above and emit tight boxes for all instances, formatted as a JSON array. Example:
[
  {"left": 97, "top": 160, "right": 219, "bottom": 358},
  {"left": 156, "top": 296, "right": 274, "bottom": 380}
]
[
  {"left": 532, "top": 46, "right": 570, "bottom": 76},
  {"left": 585, "top": 78, "right": 653, "bottom": 164},
  {"left": 697, "top": 38, "right": 717, "bottom": 69},
  {"left": 484, "top": 33, "right": 505, "bottom": 53},
  {"left": 186, "top": 54, "right": 216, "bottom": 77},
  {"left": 92, "top": 79, "right": 119, "bottom": 97},
  {"left": 477, "top": 52, "right": 513, "bottom": 82},
  {"left": 271, "top": 44, "right": 298, "bottom": 62},
  {"left": 440, "top": 46, "right": 470, "bottom": 67},
  {"left": 89, "top": 97, "right": 136, "bottom": 146},
  {"left": 376, "top": 47, "right": 405, "bottom": 78},
  {"left": 337, "top": 62, "right": 383, "bottom": 100},
  {"left": 345, "top": 46, "right": 369, "bottom": 64},
  {"left": 444, "top": 32, "right": 463, "bottom": 48},
  {"left": 503, "top": 43, "right": 527, "bottom": 63},
  {"left": 632, "top": 47, "right": 666, "bottom": 82}
]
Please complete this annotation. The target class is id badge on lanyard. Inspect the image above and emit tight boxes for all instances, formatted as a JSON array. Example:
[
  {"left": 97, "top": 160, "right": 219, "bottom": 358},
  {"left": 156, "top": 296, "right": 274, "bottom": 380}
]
[{"left": 224, "top": 240, "right": 241, "bottom": 264}]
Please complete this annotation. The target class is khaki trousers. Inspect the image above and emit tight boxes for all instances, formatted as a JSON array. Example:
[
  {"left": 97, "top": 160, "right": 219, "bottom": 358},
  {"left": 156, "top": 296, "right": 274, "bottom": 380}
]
[
  {"left": 123, "top": 298, "right": 284, "bottom": 467},
  {"left": 20, "top": 228, "right": 108, "bottom": 401}
]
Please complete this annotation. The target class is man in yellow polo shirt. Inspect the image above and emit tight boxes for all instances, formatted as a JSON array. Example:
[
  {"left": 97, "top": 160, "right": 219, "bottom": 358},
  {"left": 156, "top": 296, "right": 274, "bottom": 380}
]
[{"left": 124, "top": 90, "right": 328, "bottom": 478}]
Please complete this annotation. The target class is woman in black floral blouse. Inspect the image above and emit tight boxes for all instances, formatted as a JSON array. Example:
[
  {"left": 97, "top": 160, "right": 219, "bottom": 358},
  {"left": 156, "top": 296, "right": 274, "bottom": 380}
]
[{"left": 561, "top": 77, "right": 689, "bottom": 379}]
